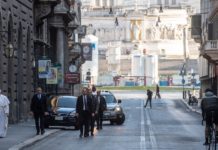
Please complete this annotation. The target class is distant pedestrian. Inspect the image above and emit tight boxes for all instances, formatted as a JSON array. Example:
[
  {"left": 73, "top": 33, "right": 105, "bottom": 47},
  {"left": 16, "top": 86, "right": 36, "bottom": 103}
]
[
  {"left": 95, "top": 91, "right": 107, "bottom": 130},
  {"left": 144, "top": 89, "right": 153, "bottom": 108},
  {"left": 76, "top": 88, "right": 92, "bottom": 138},
  {"left": 30, "top": 87, "right": 48, "bottom": 135},
  {"left": 155, "top": 84, "right": 161, "bottom": 99},
  {"left": 0, "top": 89, "right": 10, "bottom": 138}
]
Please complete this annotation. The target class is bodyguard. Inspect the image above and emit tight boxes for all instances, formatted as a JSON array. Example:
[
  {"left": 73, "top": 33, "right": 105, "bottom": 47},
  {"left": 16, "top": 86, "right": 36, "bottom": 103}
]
[
  {"left": 76, "top": 88, "right": 92, "bottom": 138},
  {"left": 30, "top": 87, "right": 48, "bottom": 135},
  {"left": 95, "top": 91, "right": 107, "bottom": 130}
]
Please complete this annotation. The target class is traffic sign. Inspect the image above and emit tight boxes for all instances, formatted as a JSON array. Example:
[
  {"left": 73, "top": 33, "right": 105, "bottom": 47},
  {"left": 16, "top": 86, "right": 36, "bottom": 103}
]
[{"left": 65, "top": 73, "right": 80, "bottom": 84}]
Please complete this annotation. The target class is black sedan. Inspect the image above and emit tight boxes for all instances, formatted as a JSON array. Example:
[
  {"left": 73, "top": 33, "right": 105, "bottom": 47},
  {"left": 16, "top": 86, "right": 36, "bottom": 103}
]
[{"left": 44, "top": 96, "right": 79, "bottom": 129}]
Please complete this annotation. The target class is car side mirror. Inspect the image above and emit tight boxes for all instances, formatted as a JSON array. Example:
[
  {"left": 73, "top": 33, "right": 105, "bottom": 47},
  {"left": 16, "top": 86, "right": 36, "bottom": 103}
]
[{"left": 118, "top": 99, "right": 122, "bottom": 103}]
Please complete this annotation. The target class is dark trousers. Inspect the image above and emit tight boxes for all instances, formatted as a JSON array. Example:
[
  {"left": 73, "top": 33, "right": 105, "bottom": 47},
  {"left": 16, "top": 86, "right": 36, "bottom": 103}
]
[
  {"left": 79, "top": 110, "right": 90, "bottom": 136},
  {"left": 144, "top": 98, "right": 152, "bottom": 108},
  {"left": 34, "top": 112, "right": 45, "bottom": 133},
  {"left": 96, "top": 111, "right": 103, "bottom": 129},
  {"left": 155, "top": 93, "right": 161, "bottom": 99},
  {"left": 90, "top": 115, "right": 95, "bottom": 134}
]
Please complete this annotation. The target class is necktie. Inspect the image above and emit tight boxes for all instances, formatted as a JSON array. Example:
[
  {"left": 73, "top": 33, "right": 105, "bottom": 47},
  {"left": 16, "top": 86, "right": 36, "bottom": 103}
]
[
  {"left": 38, "top": 94, "right": 41, "bottom": 100},
  {"left": 83, "top": 96, "right": 87, "bottom": 110}
]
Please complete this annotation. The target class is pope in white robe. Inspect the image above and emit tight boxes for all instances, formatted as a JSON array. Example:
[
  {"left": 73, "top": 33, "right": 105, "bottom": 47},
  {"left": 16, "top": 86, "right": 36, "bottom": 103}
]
[{"left": 0, "top": 89, "right": 10, "bottom": 138}]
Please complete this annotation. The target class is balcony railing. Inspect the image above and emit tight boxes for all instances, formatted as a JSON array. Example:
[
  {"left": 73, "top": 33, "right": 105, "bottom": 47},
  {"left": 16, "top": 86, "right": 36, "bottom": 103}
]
[{"left": 204, "top": 40, "right": 218, "bottom": 51}]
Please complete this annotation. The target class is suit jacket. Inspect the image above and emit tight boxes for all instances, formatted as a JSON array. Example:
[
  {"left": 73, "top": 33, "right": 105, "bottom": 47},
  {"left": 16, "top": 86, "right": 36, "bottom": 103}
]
[
  {"left": 30, "top": 93, "right": 47, "bottom": 114},
  {"left": 76, "top": 95, "right": 92, "bottom": 114},
  {"left": 95, "top": 95, "right": 107, "bottom": 112}
]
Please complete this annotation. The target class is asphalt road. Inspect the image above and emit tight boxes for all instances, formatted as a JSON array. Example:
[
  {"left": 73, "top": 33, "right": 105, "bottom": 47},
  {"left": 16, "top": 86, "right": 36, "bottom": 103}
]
[{"left": 24, "top": 91, "right": 205, "bottom": 150}]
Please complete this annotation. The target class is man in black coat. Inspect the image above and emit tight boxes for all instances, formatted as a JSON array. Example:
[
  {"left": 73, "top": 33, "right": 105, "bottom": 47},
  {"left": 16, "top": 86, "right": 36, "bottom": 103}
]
[
  {"left": 30, "top": 87, "right": 48, "bottom": 135},
  {"left": 95, "top": 91, "right": 107, "bottom": 130},
  {"left": 87, "top": 88, "right": 96, "bottom": 136},
  {"left": 76, "top": 88, "right": 93, "bottom": 138}
]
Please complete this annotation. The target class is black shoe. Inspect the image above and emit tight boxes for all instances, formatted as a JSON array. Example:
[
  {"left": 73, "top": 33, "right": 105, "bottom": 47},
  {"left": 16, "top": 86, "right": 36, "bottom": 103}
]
[
  {"left": 203, "top": 138, "right": 209, "bottom": 145},
  {"left": 84, "top": 134, "right": 89, "bottom": 137},
  {"left": 41, "top": 130, "right": 45, "bottom": 135},
  {"left": 203, "top": 141, "right": 209, "bottom": 145},
  {"left": 36, "top": 132, "right": 40, "bottom": 135}
]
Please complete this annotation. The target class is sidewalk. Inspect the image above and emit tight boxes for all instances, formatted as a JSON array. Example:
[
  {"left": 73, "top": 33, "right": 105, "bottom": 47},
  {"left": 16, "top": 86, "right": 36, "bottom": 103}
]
[
  {"left": 0, "top": 119, "right": 59, "bottom": 150},
  {"left": 181, "top": 98, "right": 201, "bottom": 114}
]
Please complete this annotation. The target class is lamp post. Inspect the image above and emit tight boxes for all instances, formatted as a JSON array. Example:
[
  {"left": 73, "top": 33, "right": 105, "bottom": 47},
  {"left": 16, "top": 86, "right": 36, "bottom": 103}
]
[
  {"left": 180, "top": 63, "right": 186, "bottom": 99},
  {"left": 191, "top": 69, "right": 196, "bottom": 91}
]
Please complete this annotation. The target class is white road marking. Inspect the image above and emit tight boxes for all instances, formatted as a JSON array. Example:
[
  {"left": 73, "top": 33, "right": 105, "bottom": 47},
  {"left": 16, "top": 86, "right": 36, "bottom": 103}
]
[
  {"left": 140, "top": 100, "right": 146, "bottom": 150},
  {"left": 145, "top": 109, "right": 158, "bottom": 149}
]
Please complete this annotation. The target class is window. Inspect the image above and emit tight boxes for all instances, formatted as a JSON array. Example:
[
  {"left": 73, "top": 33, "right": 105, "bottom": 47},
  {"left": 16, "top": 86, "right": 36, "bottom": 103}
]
[
  {"left": 95, "top": 0, "right": 100, "bottom": 6},
  {"left": 157, "top": 0, "right": 162, "bottom": 5},
  {"left": 165, "top": 0, "right": 169, "bottom": 5},
  {"left": 172, "top": 0, "right": 176, "bottom": 5}
]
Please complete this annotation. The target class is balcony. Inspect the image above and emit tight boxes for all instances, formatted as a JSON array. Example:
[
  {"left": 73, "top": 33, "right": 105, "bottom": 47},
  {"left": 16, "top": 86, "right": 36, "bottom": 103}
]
[{"left": 203, "top": 40, "right": 218, "bottom": 61}]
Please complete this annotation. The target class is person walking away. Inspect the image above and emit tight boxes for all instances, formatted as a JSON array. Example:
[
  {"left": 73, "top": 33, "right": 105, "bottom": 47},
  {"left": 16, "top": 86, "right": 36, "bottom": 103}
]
[
  {"left": 76, "top": 88, "right": 92, "bottom": 138},
  {"left": 30, "top": 87, "right": 48, "bottom": 135},
  {"left": 201, "top": 88, "right": 218, "bottom": 145},
  {"left": 87, "top": 88, "right": 96, "bottom": 136},
  {"left": 95, "top": 91, "right": 107, "bottom": 130},
  {"left": 144, "top": 89, "right": 153, "bottom": 108},
  {"left": 0, "top": 89, "right": 10, "bottom": 138},
  {"left": 155, "top": 84, "right": 161, "bottom": 99}
]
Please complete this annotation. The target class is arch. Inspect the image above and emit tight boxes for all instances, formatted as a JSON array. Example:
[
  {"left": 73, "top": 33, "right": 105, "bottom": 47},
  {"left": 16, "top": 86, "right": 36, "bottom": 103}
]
[{"left": 17, "top": 22, "right": 24, "bottom": 120}]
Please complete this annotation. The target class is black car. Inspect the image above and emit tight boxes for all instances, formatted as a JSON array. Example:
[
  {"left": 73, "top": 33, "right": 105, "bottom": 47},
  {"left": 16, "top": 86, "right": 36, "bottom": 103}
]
[
  {"left": 94, "top": 91, "right": 125, "bottom": 125},
  {"left": 44, "top": 96, "right": 79, "bottom": 129}
]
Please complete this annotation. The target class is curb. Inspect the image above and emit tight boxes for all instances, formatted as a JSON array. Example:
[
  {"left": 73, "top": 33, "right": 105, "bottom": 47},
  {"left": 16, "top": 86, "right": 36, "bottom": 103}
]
[
  {"left": 181, "top": 99, "right": 201, "bottom": 114},
  {"left": 8, "top": 129, "right": 60, "bottom": 150}
]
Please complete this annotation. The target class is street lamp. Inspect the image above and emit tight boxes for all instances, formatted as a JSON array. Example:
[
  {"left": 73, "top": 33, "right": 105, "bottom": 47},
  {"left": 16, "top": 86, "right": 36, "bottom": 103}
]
[{"left": 4, "top": 43, "right": 14, "bottom": 58}]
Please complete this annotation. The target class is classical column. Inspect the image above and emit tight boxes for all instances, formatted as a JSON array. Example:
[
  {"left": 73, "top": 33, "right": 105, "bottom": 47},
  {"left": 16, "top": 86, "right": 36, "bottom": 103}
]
[
  {"left": 56, "top": 28, "right": 65, "bottom": 87},
  {"left": 125, "top": 21, "right": 131, "bottom": 41}
]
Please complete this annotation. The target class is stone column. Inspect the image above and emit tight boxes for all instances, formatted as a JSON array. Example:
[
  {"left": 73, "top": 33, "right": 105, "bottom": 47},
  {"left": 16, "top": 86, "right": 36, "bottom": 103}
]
[
  {"left": 125, "top": 21, "right": 131, "bottom": 41},
  {"left": 56, "top": 28, "right": 65, "bottom": 87}
]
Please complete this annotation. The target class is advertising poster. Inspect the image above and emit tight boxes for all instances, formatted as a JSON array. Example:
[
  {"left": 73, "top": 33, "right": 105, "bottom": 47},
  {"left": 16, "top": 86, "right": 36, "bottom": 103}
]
[
  {"left": 38, "top": 59, "right": 51, "bottom": 78},
  {"left": 46, "top": 67, "right": 58, "bottom": 84}
]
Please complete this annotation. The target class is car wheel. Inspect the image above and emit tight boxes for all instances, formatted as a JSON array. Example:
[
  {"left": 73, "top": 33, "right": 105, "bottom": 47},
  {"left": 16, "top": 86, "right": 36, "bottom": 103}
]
[
  {"left": 44, "top": 123, "right": 50, "bottom": 129},
  {"left": 110, "top": 120, "right": 114, "bottom": 125},
  {"left": 74, "top": 125, "right": 79, "bottom": 130},
  {"left": 116, "top": 114, "right": 125, "bottom": 125}
]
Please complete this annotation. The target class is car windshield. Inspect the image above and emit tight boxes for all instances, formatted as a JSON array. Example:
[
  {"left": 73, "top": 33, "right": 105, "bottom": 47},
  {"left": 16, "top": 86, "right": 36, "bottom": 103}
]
[
  {"left": 102, "top": 95, "right": 116, "bottom": 103},
  {"left": 57, "top": 97, "right": 76, "bottom": 108}
]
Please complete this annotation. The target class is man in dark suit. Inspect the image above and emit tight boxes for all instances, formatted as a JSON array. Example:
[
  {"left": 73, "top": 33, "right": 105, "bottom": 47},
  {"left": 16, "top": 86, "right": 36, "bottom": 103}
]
[
  {"left": 87, "top": 88, "right": 96, "bottom": 136},
  {"left": 30, "top": 87, "right": 48, "bottom": 135},
  {"left": 76, "top": 88, "right": 92, "bottom": 138},
  {"left": 95, "top": 91, "right": 107, "bottom": 130}
]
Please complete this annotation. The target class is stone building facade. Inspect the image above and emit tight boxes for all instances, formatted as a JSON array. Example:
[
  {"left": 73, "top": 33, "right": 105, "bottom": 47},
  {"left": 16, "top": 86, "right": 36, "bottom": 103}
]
[
  {"left": 0, "top": 0, "right": 34, "bottom": 123},
  {"left": 82, "top": 5, "right": 200, "bottom": 86}
]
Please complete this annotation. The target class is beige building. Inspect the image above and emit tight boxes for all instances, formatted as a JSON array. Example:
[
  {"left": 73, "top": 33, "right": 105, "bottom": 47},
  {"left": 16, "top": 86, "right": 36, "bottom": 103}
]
[
  {"left": 192, "top": 0, "right": 218, "bottom": 95},
  {"left": 82, "top": 4, "right": 200, "bottom": 86}
]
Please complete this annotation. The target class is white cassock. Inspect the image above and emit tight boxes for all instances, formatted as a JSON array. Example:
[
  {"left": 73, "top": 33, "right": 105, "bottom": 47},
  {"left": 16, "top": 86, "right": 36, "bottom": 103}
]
[{"left": 0, "top": 94, "right": 10, "bottom": 137}]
